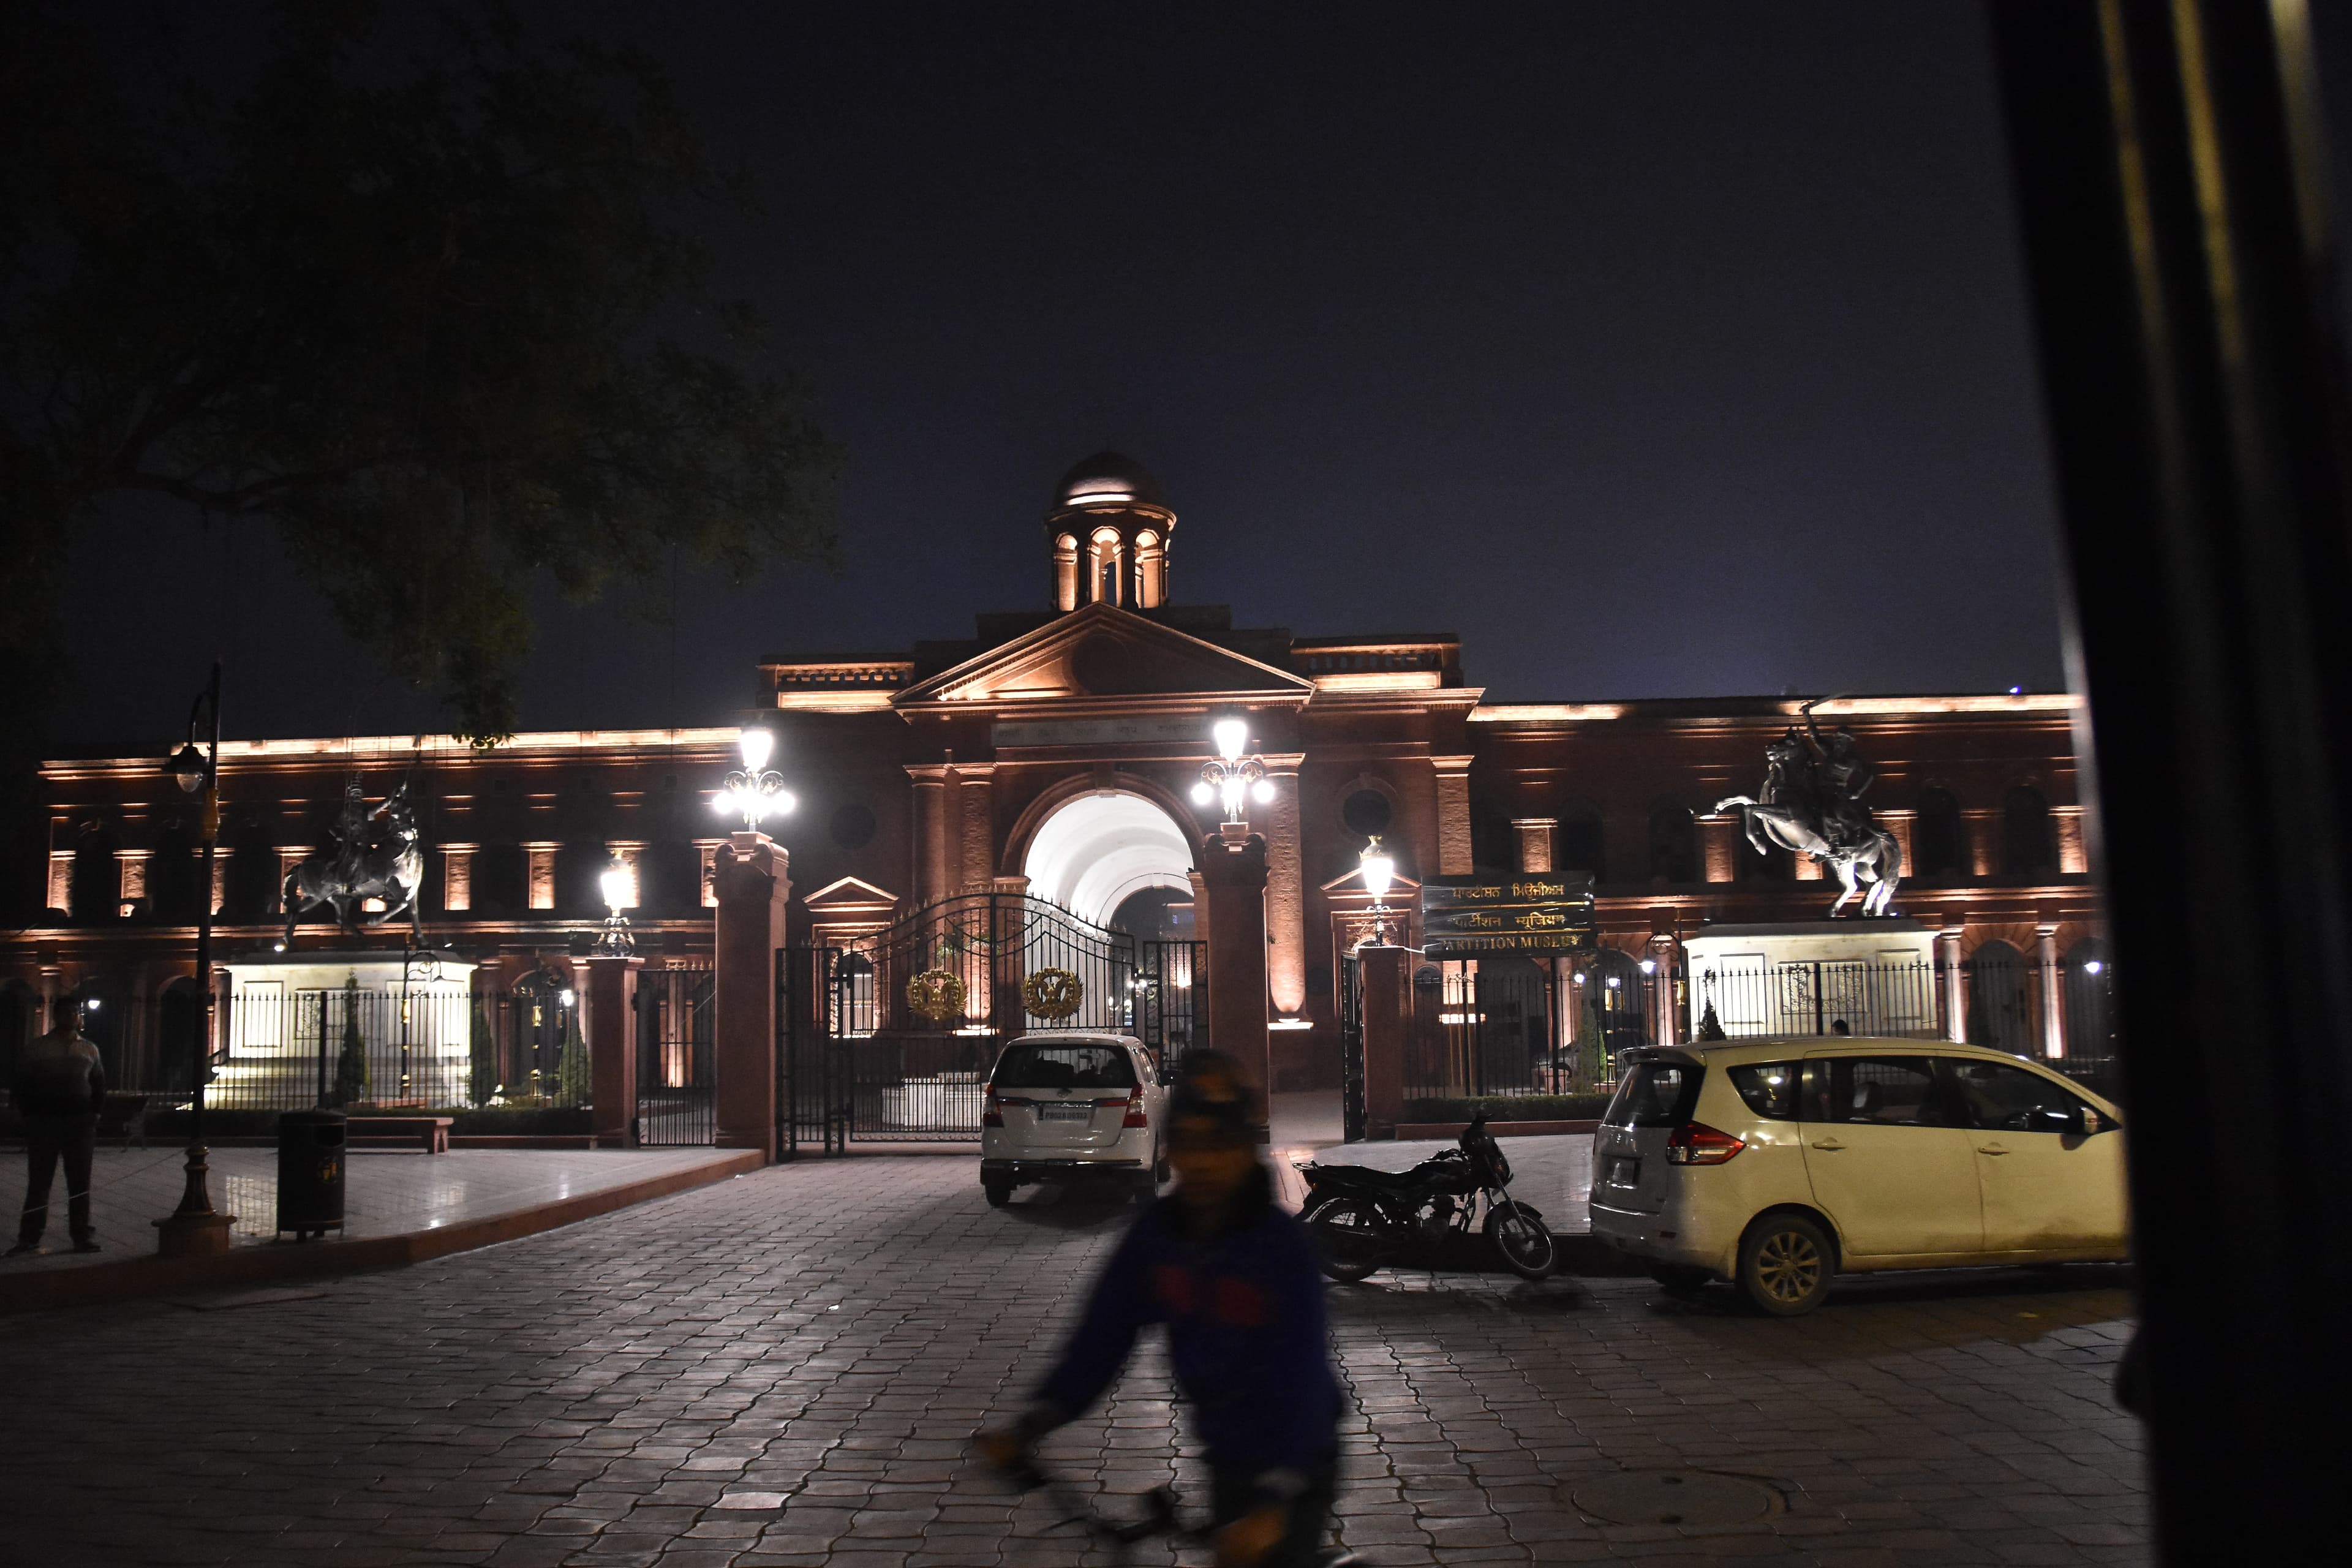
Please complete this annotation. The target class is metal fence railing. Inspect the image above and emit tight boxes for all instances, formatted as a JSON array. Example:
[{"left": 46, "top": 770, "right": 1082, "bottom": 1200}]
[
  {"left": 1396, "top": 954, "right": 2123, "bottom": 1106},
  {"left": 12, "top": 987, "right": 593, "bottom": 1114}
]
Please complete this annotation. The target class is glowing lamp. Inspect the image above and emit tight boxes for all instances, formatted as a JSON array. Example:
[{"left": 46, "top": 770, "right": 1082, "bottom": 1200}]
[
  {"left": 2084, "top": 959, "right": 2104, "bottom": 975},
  {"left": 558, "top": 989, "right": 576, "bottom": 1008},
  {"left": 1190, "top": 781, "right": 1216, "bottom": 806},
  {"left": 599, "top": 862, "right": 636, "bottom": 912},
  {"left": 1358, "top": 837, "right": 1395, "bottom": 905},
  {"left": 1639, "top": 958, "right": 1657, "bottom": 975},
  {"left": 737, "top": 725, "right": 775, "bottom": 772},
  {"left": 1212, "top": 718, "right": 1248, "bottom": 762},
  {"left": 165, "top": 742, "right": 209, "bottom": 794},
  {"left": 1251, "top": 778, "right": 1276, "bottom": 805},
  {"left": 1606, "top": 974, "right": 1621, "bottom": 989}
]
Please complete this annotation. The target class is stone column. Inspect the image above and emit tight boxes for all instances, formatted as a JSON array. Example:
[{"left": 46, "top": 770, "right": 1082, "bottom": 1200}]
[
  {"left": 585, "top": 954, "right": 643, "bottom": 1147},
  {"left": 1433, "top": 757, "right": 1475, "bottom": 876},
  {"left": 118, "top": 848, "right": 151, "bottom": 911},
  {"left": 1513, "top": 818, "right": 1556, "bottom": 875},
  {"left": 909, "top": 765, "right": 951, "bottom": 907},
  {"left": 47, "top": 851, "right": 72, "bottom": 916},
  {"left": 1262, "top": 756, "right": 1307, "bottom": 1023},
  {"left": 2037, "top": 923, "right": 2065, "bottom": 1059},
  {"left": 1199, "top": 825, "right": 1272, "bottom": 1131},
  {"left": 2054, "top": 809, "right": 2089, "bottom": 874},
  {"left": 526, "top": 843, "right": 559, "bottom": 910},
  {"left": 439, "top": 845, "right": 476, "bottom": 912},
  {"left": 1651, "top": 935, "right": 1679, "bottom": 1047},
  {"left": 1699, "top": 813, "right": 1740, "bottom": 883},
  {"left": 712, "top": 832, "right": 790, "bottom": 1158},
  {"left": 209, "top": 850, "right": 229, "bottom": 918},
  {"left": 957, "top": 764, "right": 995, "bottom": 895},
  {"left": 1939, "top": 922, "right": 1968, "bottom": 1042},
  {"left": 1359, "top": 944, "right": 1409, "bottom": 1140}
]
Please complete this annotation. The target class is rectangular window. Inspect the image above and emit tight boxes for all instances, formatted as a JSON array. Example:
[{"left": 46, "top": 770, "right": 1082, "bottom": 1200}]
[
  {"left": 990, "top": 1044, "right": 1137, "bottom": 1092},
  {"left": 1727, "top": 1061, "right": 1801, "bottom": 1121},
  {"left": 1947, "top": 1058, "right": 2090, "bottom": 1134},
  {"left": 1811, "top": 1056, "right": 1961, "bottom": 1128},
  {"left": 1603, "top": 1061, "right": 1703, "bottom": 1128}
]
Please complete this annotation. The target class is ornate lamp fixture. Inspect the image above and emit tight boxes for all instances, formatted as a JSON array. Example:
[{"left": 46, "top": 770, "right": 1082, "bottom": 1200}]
[
  {"left": 154, "top": 661, "right": 231, "bottom": 1258},
  {"left": 594, "top": 858, "right": 637, "bottom": 957},
  {"left": 1359, "top": 835, "right": 1397, "bottom": 946},
  {"left": 1191, "top": 717, "right": 1275, "bottom": 825},
  {"left": 715, "top": 725, "right": 797, "bottom": 833}
]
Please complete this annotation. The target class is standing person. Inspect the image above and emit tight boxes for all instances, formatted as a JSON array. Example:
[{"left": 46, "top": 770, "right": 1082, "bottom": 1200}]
[
  {"left": 7, "top": 1001, "right": 108, "bottom": 1257},
  {"left": 977, "top": 1052, "right": 1344, "bottom": 1568}
]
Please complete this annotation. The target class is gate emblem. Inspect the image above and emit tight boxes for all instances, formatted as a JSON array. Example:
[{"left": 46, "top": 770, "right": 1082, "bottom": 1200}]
[
  {"left": 906, "top": 968, "right": 967, "bottom": 1022},
  {"left": 1022, "top": 967, "right": 1084, "bottom": 1020}
]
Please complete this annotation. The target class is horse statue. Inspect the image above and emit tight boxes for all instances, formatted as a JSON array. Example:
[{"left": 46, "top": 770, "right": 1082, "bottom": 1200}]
[
  {"left": 281, "top": 778, "right": 425, "bottom": 944},
  {"left": 1714, "top": 706, "right": 1904, "bottom": 918}
]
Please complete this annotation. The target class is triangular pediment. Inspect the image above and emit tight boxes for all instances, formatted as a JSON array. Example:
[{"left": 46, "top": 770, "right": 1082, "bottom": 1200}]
[
  {"left": 894, "top": 602, "right": 1313, "bottom": 707},
  {"left": 804, "top": 875, "right": 901, "bottom": 909}
]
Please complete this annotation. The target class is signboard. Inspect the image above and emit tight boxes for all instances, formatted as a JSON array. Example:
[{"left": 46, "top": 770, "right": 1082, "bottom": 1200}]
[
  {"left": 1419, "top": 874, "right": 1597, "bottom": 957},
  {"left": 992, "top": 716, "right": 1207, "bottom": 749}
]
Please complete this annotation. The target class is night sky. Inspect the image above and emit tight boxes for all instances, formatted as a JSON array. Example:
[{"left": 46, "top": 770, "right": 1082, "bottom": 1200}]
[{"left": 53, "top": 5, "right": 2352, "bottom": 748}]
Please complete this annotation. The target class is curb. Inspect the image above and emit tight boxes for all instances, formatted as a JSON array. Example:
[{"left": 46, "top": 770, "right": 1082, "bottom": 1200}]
[{"left": 0, "top": 1148, "right": 766, "bottom": 1315}]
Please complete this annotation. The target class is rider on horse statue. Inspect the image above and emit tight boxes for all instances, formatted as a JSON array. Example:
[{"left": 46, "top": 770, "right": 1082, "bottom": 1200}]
[{"left": 1716, "top": 702, "right": 1904, "bottom": 917}]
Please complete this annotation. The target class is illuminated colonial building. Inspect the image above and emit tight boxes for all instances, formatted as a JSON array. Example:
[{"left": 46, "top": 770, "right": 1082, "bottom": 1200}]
[{"left": 1, "top": 454, "right": 2104, "bottom": 1104}]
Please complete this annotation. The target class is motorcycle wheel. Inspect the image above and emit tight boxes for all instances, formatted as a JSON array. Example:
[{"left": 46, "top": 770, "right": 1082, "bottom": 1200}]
[
  {"left": 1306, "top": 1196, "right": 1393, "bottom": 1283},
  {"left": 1486, "top": 1200, "right": 1559, "bottom": 1280}
]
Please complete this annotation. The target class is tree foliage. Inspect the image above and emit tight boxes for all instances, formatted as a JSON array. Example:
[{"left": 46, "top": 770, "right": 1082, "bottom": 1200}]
[{"left": 0, "top": 2, "right": 839, "bottom": 745}]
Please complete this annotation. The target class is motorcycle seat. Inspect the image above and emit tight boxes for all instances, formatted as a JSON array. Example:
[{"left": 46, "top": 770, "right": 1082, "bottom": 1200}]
[{"left": 1308, "top": 1164, "right": 1429, "bottom": 1190}]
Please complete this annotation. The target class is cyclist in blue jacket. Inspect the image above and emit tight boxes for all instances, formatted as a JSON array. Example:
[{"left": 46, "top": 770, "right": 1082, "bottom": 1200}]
[{"left": 979, "top": 1052, "right": 1344, "bottom": 1567}]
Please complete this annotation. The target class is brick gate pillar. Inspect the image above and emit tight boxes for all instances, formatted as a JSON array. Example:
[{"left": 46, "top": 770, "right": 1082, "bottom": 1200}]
[
  {"left": 1359, "top": 944, "right": 1409, "bottom": 1140},
  {"left": 1198, "top": 824, "right": 1271, "bottom": 1132},
  {"left": 585, "top": 954, "right": 643, "bottom": 1148},
  {"left": 712, "top": 831, "right": 790, "bottom": 1158}
]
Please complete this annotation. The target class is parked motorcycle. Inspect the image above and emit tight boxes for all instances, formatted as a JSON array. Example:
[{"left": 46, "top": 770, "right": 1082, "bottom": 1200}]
[{"left": 1298, "top": 1112, "right": 1559, "bottom": 1281}]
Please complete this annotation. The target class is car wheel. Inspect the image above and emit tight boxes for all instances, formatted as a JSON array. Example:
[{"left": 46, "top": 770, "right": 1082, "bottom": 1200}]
[
  {"left": 1647, "top": 1263, "right": 1712, "bottom": 1297},
  {"left": 983, "top": 1177, "right": 1014, "bottom": 1208},
  {"left": 1737, "top": 1212, "right": 1834, "bottom": 1316}
]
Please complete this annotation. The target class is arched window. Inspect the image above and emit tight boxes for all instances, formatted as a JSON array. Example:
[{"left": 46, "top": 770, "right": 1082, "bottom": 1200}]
[
  {"left": 157, "top": 976, "right": 205, "bottom": 1093},
  {"left": 555, "top": 842, "right": 609, "bottom": 917},
  {"left": 2003, "top": 786, "right": 2056, "bottom": 875},
  {"left": 1469, "top": 801, "right": 1516, "bottom": 875},
  {"left": 69, "top": 825, "right": 121, "bottom": 923},
  {"left": 1648, "top": 804, "right": 1699, "bottom": 883},
  {"left": 2062, "top": 938, "right": 2114, "bottom": 1067},
  {"left": 149, "top": 823, "right": 202, "bottom": 923},
  {"left": 1133, "top": 529, "right": 1166, "bottom": 607},
  {"left": 1966, "top": 940, "right": 2033, "bottom": 1057},
  {"left": 1737, "top": 831, "right": 1792, "bottom": 881},
  {"left": 1559, "top": 806, "right": 1605, "bottom": 881},
  {"left": 1585, "top": 947, "right": 1649, "bottom": 1066},
  {"left": 227, "top": 818, "right": 279, "bottom": 919},
  {"left": 474, "top": 842, "right": 527, "bottom": 914},
  {"left": 1053, "top": 533, "right": 1080, "bottom": 612},
  {"left": 1913, "top": 788, "right": 1964, "bottom": 878},
  {"left": 0, "top": 980, "right": 33, "bottom": 1091},
  {"left": 1090, "top": 528, "right": 1124, "bottom": 606}
]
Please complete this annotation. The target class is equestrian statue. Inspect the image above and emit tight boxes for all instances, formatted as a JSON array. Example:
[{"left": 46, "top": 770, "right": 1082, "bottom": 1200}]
[
  {"left": 1714, "top": 702, "right": 1903, "bottom": 917},
  {"left": 281, "top": 777, "right": 426, "bottom": 944}
]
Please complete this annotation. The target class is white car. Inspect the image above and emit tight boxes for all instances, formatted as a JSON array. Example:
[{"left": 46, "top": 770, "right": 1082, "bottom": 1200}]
[
  {"left": 1589, "top": 1038, "right": 2130, "bottom": 1314},
  {"left": 980, "top": 1033, "right": 1169, "bottom": 1207}
]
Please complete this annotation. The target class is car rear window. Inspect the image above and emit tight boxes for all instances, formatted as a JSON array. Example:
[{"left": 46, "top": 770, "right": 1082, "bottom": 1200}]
[
  {"left": 1604, "top": 1061, "right": 1703, "bottom": 1128},
  {"left": 990, "top": 1043, "right": 1137, "bottom": 1091},
  {"left": 1727, "top": 1061, "right": 1801, "bottom": 1121}
]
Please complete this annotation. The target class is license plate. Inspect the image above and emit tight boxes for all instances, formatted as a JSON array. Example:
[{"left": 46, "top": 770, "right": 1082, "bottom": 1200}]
[
  {"left": 1607, "top": 1158, "right": 1640, "bottom": 1186},
  {"left": 1037, "top": 1102, "right": 1094, "bottom": 1123}
]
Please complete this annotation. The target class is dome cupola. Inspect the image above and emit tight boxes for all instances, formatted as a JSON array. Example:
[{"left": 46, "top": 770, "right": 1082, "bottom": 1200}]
[{"left": 1046, "top": 451, "right": 1176, "bottom": 611}]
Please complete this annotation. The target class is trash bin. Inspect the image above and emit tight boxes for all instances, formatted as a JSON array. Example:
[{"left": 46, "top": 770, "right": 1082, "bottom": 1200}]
[{"left": 276, "top": 1110, "right": 347, "bottom": 1242}]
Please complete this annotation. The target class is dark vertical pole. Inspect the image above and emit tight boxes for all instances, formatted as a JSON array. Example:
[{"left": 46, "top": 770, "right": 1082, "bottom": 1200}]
[
  {"left": 1988, "top": 2, "right": 2352, "bottom": 1559},
  {"left": 316, "top": 989, "right": 329, "bottom": 1109}
]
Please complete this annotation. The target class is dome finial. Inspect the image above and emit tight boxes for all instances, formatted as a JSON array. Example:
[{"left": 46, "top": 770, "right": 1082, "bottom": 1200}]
[{"left": 1046, "top": 452, "right": 1175, "bottom": 612}]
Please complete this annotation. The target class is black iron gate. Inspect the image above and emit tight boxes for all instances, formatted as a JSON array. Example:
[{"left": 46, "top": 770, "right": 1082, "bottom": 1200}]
[
  {"left": 779, "top": 893, "right": 1171, "bottom": 1147},
  {"left": 1338, "top": 954, "right": 1365, "bottom": 1142},
  {"left": 634, "top": 967, "right": 714, "bottom": 1146}
]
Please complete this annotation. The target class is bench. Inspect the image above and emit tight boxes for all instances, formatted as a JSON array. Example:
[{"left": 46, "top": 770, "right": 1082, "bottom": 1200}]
[
  {"left": 97, "top": 1091, "right": 151, "bottom": 1150},
  {"left": 345, "top": 1115, "right": 453, "bottom": 1154}
]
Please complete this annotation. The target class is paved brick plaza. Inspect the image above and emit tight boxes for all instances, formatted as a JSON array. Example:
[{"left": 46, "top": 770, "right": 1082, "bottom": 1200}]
[{"left": 0, "top": 1150, "right": 2148, "bottom": 1566}]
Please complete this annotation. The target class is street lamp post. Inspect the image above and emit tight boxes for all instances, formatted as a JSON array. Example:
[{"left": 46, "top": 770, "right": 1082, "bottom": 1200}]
[
  {"left": 714, "top": 726, "right": 797, "bottom": 834},
  {"left": 1357, "top": 836, "right": 1397, "bottom": 947},
  {"left": 1191, "top": 717, "right": 1275, "bottom": 829},
  {"left": 594, "top": 858, "right": 637, "bottom": 957},
  {"left": 156, "top": 662, "right": 234, "bottom": 1257}
]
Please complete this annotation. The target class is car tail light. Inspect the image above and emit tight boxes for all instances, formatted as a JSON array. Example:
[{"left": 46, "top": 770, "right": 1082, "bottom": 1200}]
[
  {"left": 982, "top": 1088, "right": 1003, "bottom": 1128},
  {"left": 1664, "top": 1121, "right": 1746, "bottom": 1166},
  {"left": 1094, "top": 1090, "right": 1148, "bottom": 1128}
]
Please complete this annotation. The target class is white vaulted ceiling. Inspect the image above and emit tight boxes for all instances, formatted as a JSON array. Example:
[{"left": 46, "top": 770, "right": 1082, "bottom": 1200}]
[{"left": 1021, "top": 791, "right": 1196, "bottom": 927}]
